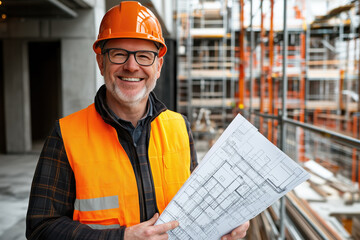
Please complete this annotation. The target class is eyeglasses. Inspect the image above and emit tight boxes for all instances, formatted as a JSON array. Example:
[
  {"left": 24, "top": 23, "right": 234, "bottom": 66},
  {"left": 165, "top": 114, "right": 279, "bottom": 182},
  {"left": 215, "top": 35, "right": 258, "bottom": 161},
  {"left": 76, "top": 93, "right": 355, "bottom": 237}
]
[{"left": 102, "top": 48, "right": 158, "bottom": 66}]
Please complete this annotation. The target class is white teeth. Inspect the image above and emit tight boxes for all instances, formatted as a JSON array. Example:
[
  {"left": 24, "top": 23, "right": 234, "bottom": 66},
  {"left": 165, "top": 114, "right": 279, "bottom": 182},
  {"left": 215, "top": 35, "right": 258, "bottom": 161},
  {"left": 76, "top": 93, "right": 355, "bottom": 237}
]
[{"left": 121, "top": 77, "right": 141, "bottom": 82}]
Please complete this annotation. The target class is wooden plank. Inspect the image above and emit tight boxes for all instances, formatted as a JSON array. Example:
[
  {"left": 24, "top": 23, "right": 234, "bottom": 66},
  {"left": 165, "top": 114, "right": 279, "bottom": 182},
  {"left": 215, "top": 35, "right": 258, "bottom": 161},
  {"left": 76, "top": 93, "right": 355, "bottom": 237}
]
[
  {"left": 307, "top": 60, "right": 345, "bottom": 66},
  {"left": 286, "top": 193, "right": 323, "bottom": 239},
  {"left": 259, "top": 212, "right": 273, "bottom": 239},
  {"left": 287, "top": 191, "right": 344, "bottom": 240},
  {"left": 307, "top": 69, "right": 340, "bottom": 79},
  {"left": 178, "top": 69, "right": 237, "bottom": 79},
  {"left": 316, "top": 113, "right": 348, "bottom": 121},
  {"left": 352, "top": 217, "right": 360, "bottom": 239},
  {"left": 190, "top": 28, "right": 226, "bottom": 38},
  {"left": 300, "top": 198, "right": 344, "bottom": 240},
  {"left": 191, "top": 62, "right": 234, "bottom": 68},
  {"left": 248, "top": 218, "right": 263, "bottom": 240},
  {"left": 308, "top": 181, "right": 329, "bottom": 198},
  {"left": 179, "top": 98, "right": 233, "bottom": 107}
]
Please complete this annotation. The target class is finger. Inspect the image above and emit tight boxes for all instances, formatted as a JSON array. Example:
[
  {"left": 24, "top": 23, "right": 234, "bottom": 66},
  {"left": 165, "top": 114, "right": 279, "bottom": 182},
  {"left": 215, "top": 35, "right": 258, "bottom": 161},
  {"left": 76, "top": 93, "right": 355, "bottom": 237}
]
[
  {"left": 229, "top": 222, "right": 250, "bottom": 239},
  {"left": 234, "top": 221, "right": 250, "bottom": 233},
  {"left": 152, "top": 220, "right": 179, "bottom": 234},
  {"left": 230, "top": 229, "right": 247, "bottom": 239},
  {"left": 221, "top": 232, "right": 246, "bottom": 240},
  {"left": 240, "top": 221, "right": 250, "bottom": 231},
  {"left": 221, "top": 233, "right": 231, "bottom": 240},
  {"left": 238, "top": 221, "right": 250, "bottom": 232},
  {"left": 221, "top": 221, "right": 250, "bottom": 240},
  {"left": 158, "top": 232, "right": 169, "bottom": 240},
  {"left": 143, "top": 213, "right": 159, "bottom": 226}
]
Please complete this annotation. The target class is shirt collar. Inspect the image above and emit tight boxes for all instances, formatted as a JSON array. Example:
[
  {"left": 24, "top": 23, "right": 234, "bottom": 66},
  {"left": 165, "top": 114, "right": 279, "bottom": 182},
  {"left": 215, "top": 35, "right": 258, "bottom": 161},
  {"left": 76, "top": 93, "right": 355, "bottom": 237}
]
[{"left": 108, "top": 95, "right": 154, "bottom": 127}]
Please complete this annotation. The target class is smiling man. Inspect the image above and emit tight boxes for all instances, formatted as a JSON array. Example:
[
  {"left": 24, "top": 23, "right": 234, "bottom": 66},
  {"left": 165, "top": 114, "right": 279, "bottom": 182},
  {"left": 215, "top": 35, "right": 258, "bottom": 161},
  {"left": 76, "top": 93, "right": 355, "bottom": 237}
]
[{"left": 26, "top": 1, "right": 249, "bottom": 240}]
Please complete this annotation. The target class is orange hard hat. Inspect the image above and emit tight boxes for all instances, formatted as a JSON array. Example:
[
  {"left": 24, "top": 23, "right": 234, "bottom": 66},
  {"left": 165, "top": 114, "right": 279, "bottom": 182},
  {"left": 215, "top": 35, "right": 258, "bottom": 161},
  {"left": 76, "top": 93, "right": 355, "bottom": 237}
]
[{"left": 93, "top": 1, "right": 167, "bottom": 57}]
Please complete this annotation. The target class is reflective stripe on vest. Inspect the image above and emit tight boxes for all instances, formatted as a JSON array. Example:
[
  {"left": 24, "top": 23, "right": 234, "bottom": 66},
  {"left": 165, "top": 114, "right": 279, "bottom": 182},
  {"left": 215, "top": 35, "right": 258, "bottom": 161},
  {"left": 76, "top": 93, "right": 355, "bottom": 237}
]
[
  {"left": 60, "top": 104, "right": 190, "bottom": 228},
  {"left": 74, "top": 195, "right": 119, "bottom": 212},
  {"left": 87, "top": 224, "right": 120, "bottom": 229}
]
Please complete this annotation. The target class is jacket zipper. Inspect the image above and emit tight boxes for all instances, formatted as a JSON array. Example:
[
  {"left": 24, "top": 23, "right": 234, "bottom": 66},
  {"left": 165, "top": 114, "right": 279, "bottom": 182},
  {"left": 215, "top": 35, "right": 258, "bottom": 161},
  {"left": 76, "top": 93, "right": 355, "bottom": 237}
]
[
  {"left": 145, "top": 124, "right": 160, "bottom": 215},
  {"left": 116, "top": 130, "right": 146, "bottom": 222},
  {"left": 130, "top": 142, "right": 147, "bottom": 222},
  {"left": 143, "top": 107, "right": 166, "bottom": 216}
]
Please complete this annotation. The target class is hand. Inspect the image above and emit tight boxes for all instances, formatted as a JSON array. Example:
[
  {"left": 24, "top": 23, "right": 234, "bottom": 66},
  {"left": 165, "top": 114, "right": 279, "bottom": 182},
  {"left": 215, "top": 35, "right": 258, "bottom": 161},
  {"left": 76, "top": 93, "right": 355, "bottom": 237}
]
[
  {"left": 221, "top": 221, "right": 250, "bottom": 240},
  {"left": 124, "top": 213, "right": 179, "bottom": 240}
]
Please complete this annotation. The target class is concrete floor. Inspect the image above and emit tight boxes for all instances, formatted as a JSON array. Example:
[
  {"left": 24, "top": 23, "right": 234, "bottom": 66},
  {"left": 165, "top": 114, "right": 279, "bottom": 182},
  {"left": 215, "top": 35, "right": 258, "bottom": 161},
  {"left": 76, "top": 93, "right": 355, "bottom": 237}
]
[{"left": 0, "top": 153, "right": 38, "bottom": 240}]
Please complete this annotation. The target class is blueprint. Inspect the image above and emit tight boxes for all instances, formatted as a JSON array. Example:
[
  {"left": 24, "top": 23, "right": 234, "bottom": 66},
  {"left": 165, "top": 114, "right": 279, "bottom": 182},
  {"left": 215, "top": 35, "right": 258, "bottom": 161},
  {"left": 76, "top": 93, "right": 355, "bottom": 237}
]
[{"left": 155, "top": 114, "right": 310, "bottom": 240}]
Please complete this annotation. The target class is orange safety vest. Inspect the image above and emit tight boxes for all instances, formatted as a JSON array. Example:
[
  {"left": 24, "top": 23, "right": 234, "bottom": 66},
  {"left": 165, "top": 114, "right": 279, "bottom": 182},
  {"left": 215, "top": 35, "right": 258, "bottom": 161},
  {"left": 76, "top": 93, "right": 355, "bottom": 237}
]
[{"left": 59, "top": 104, "right": 191, "bottom": 229}]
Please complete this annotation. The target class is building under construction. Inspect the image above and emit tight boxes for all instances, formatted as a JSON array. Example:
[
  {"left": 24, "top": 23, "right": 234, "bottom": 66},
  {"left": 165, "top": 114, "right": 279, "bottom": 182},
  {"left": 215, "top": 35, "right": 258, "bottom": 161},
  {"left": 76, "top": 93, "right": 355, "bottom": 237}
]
[
  {"left": 175, "top": 0, "right": 360, "bottom": 239},
  {"left": 0, "top": 0, "right": 360, "bottom": 239}
]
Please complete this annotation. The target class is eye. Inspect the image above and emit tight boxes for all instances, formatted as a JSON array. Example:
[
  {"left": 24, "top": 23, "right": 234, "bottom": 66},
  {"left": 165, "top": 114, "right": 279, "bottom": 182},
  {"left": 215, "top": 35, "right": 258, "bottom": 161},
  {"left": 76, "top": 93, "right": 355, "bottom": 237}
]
[
  {"left": 137, "top": 52, "right": 153, "bottom": 60},
  {"left": 115, "top": 52, "right": 126, "bottom": 56},
  {"left": 110, "top": 49, "right": 127, "bottom": 57}
]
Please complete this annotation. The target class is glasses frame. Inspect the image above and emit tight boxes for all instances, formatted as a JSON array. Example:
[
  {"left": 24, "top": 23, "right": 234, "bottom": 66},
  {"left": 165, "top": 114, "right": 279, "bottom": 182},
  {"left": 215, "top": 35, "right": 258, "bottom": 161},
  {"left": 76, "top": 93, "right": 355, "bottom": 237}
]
[{"left": 102, "top": 48, "right": 159, "bottom": 66}]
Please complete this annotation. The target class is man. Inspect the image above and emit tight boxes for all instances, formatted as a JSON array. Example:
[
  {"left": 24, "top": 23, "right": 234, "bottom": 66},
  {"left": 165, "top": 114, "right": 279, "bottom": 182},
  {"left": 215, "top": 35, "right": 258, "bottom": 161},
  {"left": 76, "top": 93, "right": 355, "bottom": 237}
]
[{"left": 26, "top": 1, "right": 249, "bottom": 239}]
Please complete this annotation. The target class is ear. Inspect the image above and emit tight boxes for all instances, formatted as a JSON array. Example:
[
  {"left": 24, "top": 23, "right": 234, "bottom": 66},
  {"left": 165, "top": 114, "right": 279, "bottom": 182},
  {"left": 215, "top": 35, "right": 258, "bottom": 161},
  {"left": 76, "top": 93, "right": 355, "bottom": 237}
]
[
  {"left": 156, "top": 57, "right": 164, "bottom": 79},
  {"left": 96, "top": 54, "right": 105, "bottom": 76}
]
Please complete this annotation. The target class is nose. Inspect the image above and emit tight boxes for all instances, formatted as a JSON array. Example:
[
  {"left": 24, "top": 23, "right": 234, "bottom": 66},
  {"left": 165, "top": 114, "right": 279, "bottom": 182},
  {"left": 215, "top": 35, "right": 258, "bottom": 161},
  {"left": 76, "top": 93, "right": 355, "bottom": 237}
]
[{"left": 123, "top": 53, "right": 140, "bottom": 72}]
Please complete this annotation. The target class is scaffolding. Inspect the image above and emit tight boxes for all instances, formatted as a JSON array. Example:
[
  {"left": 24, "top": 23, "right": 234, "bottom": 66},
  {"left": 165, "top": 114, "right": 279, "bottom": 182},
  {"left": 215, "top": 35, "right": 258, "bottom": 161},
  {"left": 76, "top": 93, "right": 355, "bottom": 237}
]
[
  {"left": 176, "top": 0, "right": 238, "bottom": 139},
  {"left": 242, "top": 0, "right": 360, "bottom": 239},
  {"left": 174, "top": 0, "right": 360, "bottom": 239}
]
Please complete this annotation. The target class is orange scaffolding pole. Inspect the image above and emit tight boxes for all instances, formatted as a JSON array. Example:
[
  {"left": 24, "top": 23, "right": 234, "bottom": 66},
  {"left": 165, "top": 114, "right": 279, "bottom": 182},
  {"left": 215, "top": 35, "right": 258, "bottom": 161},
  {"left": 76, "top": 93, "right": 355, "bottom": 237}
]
[
  {"left": 298, "top": 32, "right": 306, "bottom": 161},
  {"left": 358, "top": 0, "right": 360, "bottom": 113},
  {"left": 300, "top": 33, "right": 306, "bottom": 123},
  {"left": 267, "top": 0, "right": 274, "bottom": 143},
  {"left": 358, "top": 1, "right": 360, "bottom": 189},
  {"left": 259, "top": 2, "right": 265, "bottom": 133},
  {"left": 273, "top": 31, "right": 281, "bottom": 144},
  {"left": 238, "top": 0, "right": 245, "bottom": 110},
  {"left": 273, "top": 80, "right": 279, "bottom": 145},
  {"left": 339, "top": 69, "right": 345, "bottom": 111}
]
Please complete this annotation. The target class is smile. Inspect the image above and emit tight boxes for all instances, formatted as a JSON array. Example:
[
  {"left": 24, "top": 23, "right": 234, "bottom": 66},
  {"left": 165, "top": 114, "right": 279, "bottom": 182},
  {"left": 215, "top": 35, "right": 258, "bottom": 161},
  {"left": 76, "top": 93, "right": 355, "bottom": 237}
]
[{"left": 120, "top": 77, "right": 143, "bottom": 82}]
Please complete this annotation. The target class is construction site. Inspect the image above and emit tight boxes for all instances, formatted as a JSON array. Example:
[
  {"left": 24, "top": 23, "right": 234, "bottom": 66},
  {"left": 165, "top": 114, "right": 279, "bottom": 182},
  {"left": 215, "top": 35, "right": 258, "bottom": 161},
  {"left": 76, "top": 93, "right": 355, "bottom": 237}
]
[
  {"left": 0, "top": 0, "right": 359, "bottom": 239},
  {"left": 175, "top": 0, "right": 360, "bottom": 239}
]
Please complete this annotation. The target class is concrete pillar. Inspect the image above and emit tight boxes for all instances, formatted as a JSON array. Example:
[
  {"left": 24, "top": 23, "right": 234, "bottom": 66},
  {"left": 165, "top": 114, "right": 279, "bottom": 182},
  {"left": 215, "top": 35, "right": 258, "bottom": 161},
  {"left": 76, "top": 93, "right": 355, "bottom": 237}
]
[
  {"left": 3, "top": 39, "right": 32, "bottom": 153},
  {"left": 61, "top": 38, "right": 97, "bottom": 116},
  {"left": 51, "top": 9, "right": 101, "bottom": 116}
]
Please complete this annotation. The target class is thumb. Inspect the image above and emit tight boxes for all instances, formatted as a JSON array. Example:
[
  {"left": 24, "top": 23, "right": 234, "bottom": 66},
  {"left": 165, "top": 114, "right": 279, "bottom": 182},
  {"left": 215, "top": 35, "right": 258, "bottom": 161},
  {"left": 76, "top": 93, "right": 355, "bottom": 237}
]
[{"left": 145, "top": 213, "right": 159, "bottom": 226}]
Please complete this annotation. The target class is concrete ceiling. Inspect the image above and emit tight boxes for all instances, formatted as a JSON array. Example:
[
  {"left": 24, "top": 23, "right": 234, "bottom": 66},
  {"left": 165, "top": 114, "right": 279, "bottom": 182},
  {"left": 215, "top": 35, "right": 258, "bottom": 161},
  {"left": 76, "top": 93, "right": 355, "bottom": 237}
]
[
  {"left": 0, "top": 0, "right": 92, "bottom": 19},
  {"left": 1, "top": 0, "right": 169, "bottom": 35}
]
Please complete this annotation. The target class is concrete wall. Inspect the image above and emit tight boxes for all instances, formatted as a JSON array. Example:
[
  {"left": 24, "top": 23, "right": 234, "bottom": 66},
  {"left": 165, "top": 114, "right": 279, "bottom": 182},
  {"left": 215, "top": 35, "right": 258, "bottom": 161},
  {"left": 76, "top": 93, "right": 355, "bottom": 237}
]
[
  {"left": 0, "top": 3, "right": 104, "bottom": 153},
  {"left": 50, "top": 8, "right": 104, "bottom": 116},
  {"left": 3, "top": 40, "right": 32, "bottom": 152}
]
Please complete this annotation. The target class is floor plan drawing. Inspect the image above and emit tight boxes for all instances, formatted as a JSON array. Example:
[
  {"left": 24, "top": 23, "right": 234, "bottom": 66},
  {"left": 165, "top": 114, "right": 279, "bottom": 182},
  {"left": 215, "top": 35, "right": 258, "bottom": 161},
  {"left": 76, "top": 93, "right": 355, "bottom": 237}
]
[{"left": 156, "top": 114, "right": 310, "bottom": 239}]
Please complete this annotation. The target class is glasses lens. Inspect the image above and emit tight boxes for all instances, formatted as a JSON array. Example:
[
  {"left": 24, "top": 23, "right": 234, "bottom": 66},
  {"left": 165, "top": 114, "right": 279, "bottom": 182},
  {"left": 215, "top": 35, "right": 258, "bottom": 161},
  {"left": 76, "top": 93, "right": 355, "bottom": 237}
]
[
  {"left": 107, "top": 49, "right": 156, "bottom": 66},
  {"left": 135, "top": 51, "right": 155, "bottom": 66},
  {"left": 108, "top": 49, "right": 128, "bottom": 64}
]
